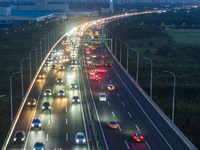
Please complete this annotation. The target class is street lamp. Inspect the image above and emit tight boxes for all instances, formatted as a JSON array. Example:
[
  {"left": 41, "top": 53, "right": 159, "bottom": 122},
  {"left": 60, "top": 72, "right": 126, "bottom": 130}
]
[
  {"left": 116, "top": 37, "right": 122, "bottom": 63},
  {"left": 131, "top": 48, "right": 139, "bottom": 83},
  {"left": 164, "top": 70, "right": 176, "bottom": 123},
  {"left": 10, "top": 71, "right": 21, "bottom": 124},
  {"left": 143, "top": 57, "right": 153, "bottom": 99},
  {"left": 123, "top": 42, "right": 129, "bottom": 72},
  {"left": 29, "top": 49, "right": 36, "bottom": 83},
  {"left": 21, "top": 57, "right": 30, "bottom": 101}
]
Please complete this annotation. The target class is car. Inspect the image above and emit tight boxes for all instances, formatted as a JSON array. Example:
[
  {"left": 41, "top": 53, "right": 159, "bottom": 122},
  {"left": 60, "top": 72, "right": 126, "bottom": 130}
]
[
  {"left": 51, "top": 49, "right": 57, "bottom": 53},
  {"left": 59, "top": 65, "right": 65, "bottom": 70},
  {"left": 70, "top": 66, "right": 75, "bottom": 71},
  {"left": 38, "top": 72, "right": 46, "bottom": 79},
  {"left": 75, "top": 132, "right": 86, "bottom": 144},
  {"left": 93, "top": 75, "right": 99, "bottom": 81},
  {"left": 27, "top": 98, "right": 36, "bottom": 106},
  {"left": 44, "top": 62, "right": 49, "bottom": 67},
  {"left": 63, "top": 55, "right": 68, "bottom": 59},
  {"left": 70, "top": 82, "right": 77, "bottom": 89},
  {"left": 99, "top": 93, "right": 106, "bottom": 101},
  {"left": 88, "top": 64, "right": 95, "bottom": 68},
  {"left": 87, "top": 59, "right": 92, "bottom": 64},
  {"left": 86, "top": 56, "right": 90, "bottom": 60},
  {"left": 67, "top": 72, "right": 74, "bottom": 78},
  {"left": 55, "top": 59, "right": 61, "bottom": 64},
  {"left": 58, "top": 90, "right": 65, "bottom": 97},
  {"left": 47, "top": 56, "right": 52, "bottom": 61},
  {"left": 86, "top": 50, "right": 90, "bottom": 54},
  {"left": 13, "top": 131, "right": 25, "bottom": 143},
  {"left": 85, "top": 47, "right": 89, "bottom": 51},
  {"left": 92, "top": 54, "right": 97, "bottom": 58},
  {"left": 44, "top": 89, "right": 52, "bottom": 96},
  {"left": 107, "top": 84, "right": 115, "bottom": 90},
  {"left": 42, "top": 102, "right": 51, "bottom": 112},
  {"left": 72, "top": 60, "right": 77, "bottom": 64},
  {"left": 108, "top": 121, "right": 119, "bottom": 129},
  {"left": 33, "top": 141, "right": 45, "bottom": 150},
  {"left": 131, "top": 132, "right": 144, "bottom": 142},
  {"left": 72, "top": 96, "right": 80, "bottom": 103},
  {"left": 56, "top": 78, "right": 63, "bottom": 84},
  {"left": 51, "top": 64, "right": 56, "bottom": 69},
  {"left": 31, "top": 118, "right": 41, "bottom": 130},
  {"left": 56, "top": 56, "right": 62, "bottom": 60},
  {"left": 59, "top": 49, "right": 64, "bottom": 52},
  {"left": 98, "top": 68, "right": 106, "bottom": 73},
  {"left": 95, "top": 63, "right": 101, "bottom": 67},
  {"left": 89, "top": 70, "right": 95, "bottom": 75}
]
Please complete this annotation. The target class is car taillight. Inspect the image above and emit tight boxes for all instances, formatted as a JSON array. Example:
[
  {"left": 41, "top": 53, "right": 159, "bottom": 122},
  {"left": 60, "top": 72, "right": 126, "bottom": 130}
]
[
  {"left": 115, "top": 124, "right": 118, "bottom": 127},
  {"left": 140, "top": 136, "right": 144, "bottom": 140},
  {"left": 110, "top": 64, "right": 112, "bottom": 66},
  {"left": 109, "top": 124, "right": 112, "bottom": 127},
  {"left": 134, "top": 136, "right": 138, "bottom": 140}
]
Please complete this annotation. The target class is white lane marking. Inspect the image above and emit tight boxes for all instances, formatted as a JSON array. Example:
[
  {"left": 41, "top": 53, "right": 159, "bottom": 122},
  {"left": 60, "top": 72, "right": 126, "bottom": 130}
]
[
  {"left": 48, "top": 119, "right": 50, "bottom": 125},
  {"left": 112, "top": 66, "right": 173, "bottom": 150},
  {"left": 118, "top": 124, "right": 121, "bottom": 131},
  {"left": 122, "top": 101, "right": 125, "bottom": 106},
  {"left": 66, "top": 133, "right": 68, "bottom": 141},
  {"left": 110, "top": 80, "right": 112, "bottom": 83},
  {"left": 125, "top": 140, "right": 130, "bottom": 149},
  {"left": 66, "top": 107, "right": 67, "bottom": 112},
  {"left": 46, "top": 134, "right": 48, "bottom": 141},
  {"left": 112, "top": 111, "right": 115, "bottom": 117},
  {"left": 66, "top": 118, "right": 68, "bottom": 124},
  {"left": 107, "top": 101, "right": 110, "bottom": 106},
  {"left": 128, "top": 112, "right": 132, "bottom": 117},
  {"left": 117, "top": 93, "right": 120, "bottom": 97},
  {"left": 135, "top": 124, "right": 140, "bottom": 131},
  {"left": 101, "top": 86, "right": 103, "bottom": 89},
  {"left": 107, "top": 75, "right": 109, "bottom": 77},
  {"left": 53, "top": 90, "right": 55, "bottom": 94},
  {"left": 145, "top": 141, "right": 151, "bottom": 149}
]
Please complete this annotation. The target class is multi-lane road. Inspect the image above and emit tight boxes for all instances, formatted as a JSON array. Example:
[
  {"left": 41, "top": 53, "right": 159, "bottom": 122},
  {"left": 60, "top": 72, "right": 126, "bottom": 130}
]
[{"left": 2, "top": 14, "right": 197, "bottom": 150}]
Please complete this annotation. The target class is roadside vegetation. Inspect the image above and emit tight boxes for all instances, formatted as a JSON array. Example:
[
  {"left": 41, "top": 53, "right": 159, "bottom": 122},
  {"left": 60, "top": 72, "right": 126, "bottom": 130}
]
[{"left": 112, "top": 10, "right": 200, "bottom": 148}]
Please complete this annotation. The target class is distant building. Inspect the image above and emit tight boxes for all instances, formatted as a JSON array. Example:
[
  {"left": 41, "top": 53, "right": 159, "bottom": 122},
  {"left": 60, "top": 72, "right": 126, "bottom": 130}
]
[
  {"left": 109, "top": 0, "right": 113, "bottom": 13},
  {"left": 0, "top": 6, "right": 11, "bottom": 16}
]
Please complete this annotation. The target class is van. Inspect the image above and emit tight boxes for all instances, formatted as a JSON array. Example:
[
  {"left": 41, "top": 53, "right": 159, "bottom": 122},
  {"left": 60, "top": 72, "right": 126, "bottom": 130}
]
[{"left": 99, "top": 93, "right": 106, "bottom": 101}]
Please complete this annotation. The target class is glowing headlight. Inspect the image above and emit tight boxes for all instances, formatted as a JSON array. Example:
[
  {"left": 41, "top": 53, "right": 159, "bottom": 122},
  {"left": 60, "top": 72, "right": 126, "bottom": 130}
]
[
  {"left": 39, "top": 123, "right": 41, "bottom": 126},
  {"left": 42, "top": 106, "right": 45, "bottom": 109},
  {"left": 49, "top": 93, "right": 51, "bottom": 95},
  {"left": 44, "top": 93, "right": 46, "bottom": 95},
  {"left": 78, "top": 99, "right": 80, "bottom": 102},
  {"left": 76, "top": 139, "right": 79, "bottom": 143},
  {"left": 28, "top": 102, "right": 30, "bottom": 105},
  {"left": 63, "top": 93, "right": 65, "bottom": 95},
  {"left": 31, "top": 124, "right": 34, "bottom": 127},
  {"left": 14, "top": 138, "right": 16, "bottom": 141},
  {"left": 22, "top": 137, "right": 25, "bottom": 141},
  {"left": 83, "top": 139, "right": 86, "bottom": 143},
  {"left": 48, "top": 106, "right": 51, "bottom": 109},
  {"left": 70, "top": 86, "right": 72, "bottom": 88},
  {"left": 58, "top": 93, "right": 60, "bottom": 96},
  {"left": 75, "top": 85, "right": 77, "bottom": 88},
  {"left": 73, "top": 99, "right": 74, "bottom": 102},
  {"left": 33, "top": 102, "right": 36, "bottom": 105}
]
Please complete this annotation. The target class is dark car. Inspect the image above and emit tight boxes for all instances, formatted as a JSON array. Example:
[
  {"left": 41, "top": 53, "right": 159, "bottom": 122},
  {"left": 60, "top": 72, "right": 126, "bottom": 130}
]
[
  {"left": 51, "top": 64, "right": 56, "bottom": 69},
  {"left": 131, "top": 132, "right": 144, "bottom": 142},
  {"left": 108, "top": 121, "right": 119, "bottom": 129},
  {"left": 42, "top": 102, "right": 51, "bottom": 112},
  {"left": 33, "top": 141, "right": 45, "bottom": 150},
  {"left": 31, "top": 118, "right": 41, "bottom": 130},
  {"left": 59, "top": 65, "right": 65, "bottom": 70},
  {"left": 72, "top": 96, "right": 80, "bottom": 103},
  {"left": 56, "top": 78, "right": 63, "bottom": 85},
  {"left": 44, "top": 89, "right": 52, "bottom": 96},
  {"left": 70, "top": 82, "right": 77, "bottom": 89},
  {"left": 58, "top": 90, "right": 65, "bottom": 97},
  {"left": 13, "top": 131, "right": 25, "bottom": 143},
  {"left": 27, "top": 98, "right": 36, "bottom": 106},
  {"left": 38, "top": 72, "right": 46, "bottom": 79}
]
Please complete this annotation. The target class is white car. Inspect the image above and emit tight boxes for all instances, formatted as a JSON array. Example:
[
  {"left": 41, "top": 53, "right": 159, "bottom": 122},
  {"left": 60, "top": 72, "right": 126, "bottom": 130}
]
[
  {"left": 75, "top": 132, "right": 86, "bottom": 144},
  {"left": 107, "top": 84, "right": 115, "bottom": 90},
  {"left": 99, "top": 93, "right": 106, "bottom": 101}
]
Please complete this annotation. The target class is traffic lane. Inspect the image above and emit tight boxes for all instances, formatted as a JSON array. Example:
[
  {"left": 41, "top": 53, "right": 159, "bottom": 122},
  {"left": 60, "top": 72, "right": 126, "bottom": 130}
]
[
  {"left": 110, "top": 62, "right": 190, "bottom": 150},
  {"left": 6, "top": 78, "right": 46, "bottom": 149}
]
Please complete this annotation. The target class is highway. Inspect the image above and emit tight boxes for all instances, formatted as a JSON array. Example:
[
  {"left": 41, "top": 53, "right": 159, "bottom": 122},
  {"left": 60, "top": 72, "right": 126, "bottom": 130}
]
[
  {"left": 2, "top": 13, "right": 197, "bottom": 150},
  {"left": 4, "top": 31, "right": 94, "bottom": 150},
  {"left": 82, "top": 28, "right": 193, "bottom": 150}
]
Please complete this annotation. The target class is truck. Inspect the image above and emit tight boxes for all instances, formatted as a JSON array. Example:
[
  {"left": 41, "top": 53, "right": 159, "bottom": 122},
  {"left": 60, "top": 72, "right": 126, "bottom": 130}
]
[
  {"left": 101, "top": 49, "right": 107, "bottom": 58},
  {"left": 95, "top": 31, "right": 99, "bottom": 37}
]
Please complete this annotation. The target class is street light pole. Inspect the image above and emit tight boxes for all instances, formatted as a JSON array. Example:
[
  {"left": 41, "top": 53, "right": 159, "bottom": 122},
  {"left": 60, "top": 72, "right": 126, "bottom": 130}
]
[
  {"left": 131, "top": 48, "right": 139, "bottom": 83},
  {"left": 29, "top": 49, "right": 36, "bottom": 83},
  {"left": 117, "top": 38, "right": 122, "bottom": 63},
  {"left": 143, "top": 57, "right": 153, "bottom": 99},
  {"left": 21, "top": 57, "right": 30, "bottom": 101},
  {"left": 123, "top": 42, "right": 129, "bottom": 72},
  {"left": 10, "top": 71, "right": 21, "bottom": 124},
  {"left": 36, "top": 43, "right": 40, "bottom": 71},
  {"left": 164, "top": 70, "right": 176, "bottom": 123}
]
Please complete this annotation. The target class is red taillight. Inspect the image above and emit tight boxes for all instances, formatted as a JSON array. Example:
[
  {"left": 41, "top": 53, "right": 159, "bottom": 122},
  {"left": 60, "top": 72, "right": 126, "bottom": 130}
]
[
  {"left": 115, "top": 124, "right": 118, "bottom": 127},
  {"left": 140, "top": 136, "right": 144, "bottom": 140},
  {"left": 134, "top": 136, "right": 138, "bottom": 140},
  {"left": 109, "top": 124, "right": 112, "bottom": 127},
  {"left": 106, "top": 64, "right": 107, "bottom": 66},
  {"left": 110, "top": 64, "right": 112, "bottom": 66}
]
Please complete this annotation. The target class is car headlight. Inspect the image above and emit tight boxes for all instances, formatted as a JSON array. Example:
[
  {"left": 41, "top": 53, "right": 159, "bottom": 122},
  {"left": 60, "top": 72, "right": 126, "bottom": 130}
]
[
  {"left": 42, "top": 106, "right": 45, "bottom": 109},
  {"left": 22, "top": 137, "right": 25, "bottom": 141},
  {"left": 48, "top": 106, "right": 51, "bottom": 109},
  {"left": 31, "top": 124, "right": 34, "bottom": 127},
  {"left": 58, "top": 93, "right": 60, "bottom": 96},
  {"left": 44, "top": 93, "right": 46, "bottom": 95},
  {"left": 75, "top": 85, "right": 77, "bottom": 88},
  {"left": 14, "top": 138, "right": 16, "bottom": 141},
  {"left": 28, "top": 102, "right": 30, "bottom": 105},
  {"left": 63, "top": 93, "right": 65, "bottom": 95},
  {"left": 70, "top": 86, "right": 72, "bottom": 88},
  {"left": 78, "top": 99, "right": 80, "bottom": 102},
  {"left": 33, "top": 102, "right": 36, "bottom": 105},
  {"left": 83, "top": 139, "right": 86, "bottom": 143},
  {"left": 73, "top": 99, "right": 74, "bottom": 102},
  {"left": 76, "top": 139, "right": 79, "bottom": 143},
  {"left": 39, "top": 123, "right": 41, "bottom": 126},
  {"left": 49, "top": 93, "right": 51, "bottom": 95}
]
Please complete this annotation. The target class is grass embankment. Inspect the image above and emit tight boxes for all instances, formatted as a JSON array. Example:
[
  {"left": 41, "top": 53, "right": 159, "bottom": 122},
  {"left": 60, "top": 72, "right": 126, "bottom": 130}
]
[{"left": 112, "top": 12, "right": 200, "bottom": 148}]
